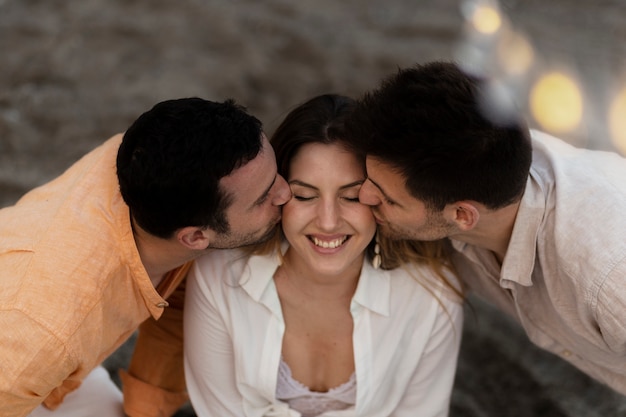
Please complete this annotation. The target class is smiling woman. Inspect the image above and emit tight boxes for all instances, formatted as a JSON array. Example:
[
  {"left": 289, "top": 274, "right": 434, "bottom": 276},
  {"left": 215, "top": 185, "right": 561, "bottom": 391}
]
[
  {"left": 183, "top": 94, "right": 464, "bottom": 417},
  {"left": 280, "top": 141, "right": 375, "bottom": 281}
]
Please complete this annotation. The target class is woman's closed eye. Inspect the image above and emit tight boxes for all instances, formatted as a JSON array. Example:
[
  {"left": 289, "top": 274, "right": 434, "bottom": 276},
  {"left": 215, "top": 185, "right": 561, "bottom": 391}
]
[
  {"left": 342, "top": 195, "right": 360, "bottom": 202},
  {"left": 293, "top": 194, "right": 316, "bottom": 201},
  {"left": 341, "top": 183, "right": 364, "bottom": 203},
  {"left": 289, "top": 181, "right": 363, "bottom": 203}
]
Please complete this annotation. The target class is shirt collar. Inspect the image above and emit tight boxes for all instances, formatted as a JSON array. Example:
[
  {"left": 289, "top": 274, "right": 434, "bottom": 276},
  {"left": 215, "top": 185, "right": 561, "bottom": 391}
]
[
  {"left": 115, "top": 171, "right": 174, "bottom": 319},
  {"left": 240, "top": 248, "right": 284, "bottom": 318},
  {"left": 450, "top": 174, "right": 545, "bottom": 287},
  {"left": 501, "top": 174, "right": 545, "bottom": 286},
  {"left": 239, "top": 243, "right": 391, "bottom": 317},
  {"left": 351, "top": 259, "right": 391, "bottom": 316}
]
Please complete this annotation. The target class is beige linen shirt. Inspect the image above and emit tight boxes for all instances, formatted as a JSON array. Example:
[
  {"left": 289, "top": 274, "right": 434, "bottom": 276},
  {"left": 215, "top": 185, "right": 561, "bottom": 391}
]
[
  {"left": 0, "top": 135, "right": 189, "bottom": 417},
  {"left": 449, "top": 130, "right": 626, "bottom": 394}
]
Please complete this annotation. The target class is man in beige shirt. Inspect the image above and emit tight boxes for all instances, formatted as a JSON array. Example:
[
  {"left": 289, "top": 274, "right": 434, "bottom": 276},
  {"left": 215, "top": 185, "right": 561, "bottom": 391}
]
[
  {"left": 343, "top": 61, "right": 626, "bottom": 395},
  {"left": 0, "top": 97, "right": 292, "bottom": 417}
]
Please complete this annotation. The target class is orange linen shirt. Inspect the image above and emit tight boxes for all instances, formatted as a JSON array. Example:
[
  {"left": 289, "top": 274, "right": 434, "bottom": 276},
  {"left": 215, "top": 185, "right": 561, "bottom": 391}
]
[{"left": 0, "top": 134, "right": 189, "bottom": 417}]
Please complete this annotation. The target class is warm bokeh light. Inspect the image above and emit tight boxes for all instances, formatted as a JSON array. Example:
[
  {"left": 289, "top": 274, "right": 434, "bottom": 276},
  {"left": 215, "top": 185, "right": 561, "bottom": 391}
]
[
  {"left": 609, "top": 86, "right": 626, "bottom": 155},
  {"left": 530, "top": 72, "right": 583, "bottom": 133},
  {"left": 471, "top": 5, "right": 502, "bottom": 34},
  {"left": 497, "top": 31, "right": 534, "bottom": 75}
]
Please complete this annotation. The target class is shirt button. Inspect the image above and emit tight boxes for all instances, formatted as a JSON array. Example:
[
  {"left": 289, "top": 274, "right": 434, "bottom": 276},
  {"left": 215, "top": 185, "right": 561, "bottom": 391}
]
[
  {"left": 156, "top": 301, "right": 169, "bottom": 308},
  {"left": 562, "top": 350, "right": 572, "bottom": 357}
]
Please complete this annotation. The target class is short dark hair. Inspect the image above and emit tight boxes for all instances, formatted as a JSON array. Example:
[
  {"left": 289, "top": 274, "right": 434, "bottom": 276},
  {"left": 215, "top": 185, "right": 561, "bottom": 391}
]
[
  {"left": 345, "top": 61, "right": 532, "bottom": 210},
  {"left": 117, "top": 97, "right": 263, "bottom": 238}
]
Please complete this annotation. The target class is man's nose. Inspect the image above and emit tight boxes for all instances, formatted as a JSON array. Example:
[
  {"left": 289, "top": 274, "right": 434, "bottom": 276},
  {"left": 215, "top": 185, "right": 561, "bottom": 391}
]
[
  {"left": 358, "top": 179, "right": 382, "bottom": 206},
  {"left": 272, "top": 174, "right": 292, "bottom": 206}
]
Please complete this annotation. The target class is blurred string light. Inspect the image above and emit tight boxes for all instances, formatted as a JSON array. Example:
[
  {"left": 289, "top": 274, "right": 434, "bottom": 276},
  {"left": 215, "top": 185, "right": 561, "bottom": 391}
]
[
  {"left": 468, "top": 2, "right": 502, "bottom": 34},
  {"left": 496, "top": 30, "right": 534, "bottom": 77},
  {"left": 455, "top": 0, "right": 626, "bottom": 155},
  {"left": 455, "top": 0, "right": 536, "bottom": 124},
  {"left": 530, "top": 71, "right": 583, "bottom": 133}
]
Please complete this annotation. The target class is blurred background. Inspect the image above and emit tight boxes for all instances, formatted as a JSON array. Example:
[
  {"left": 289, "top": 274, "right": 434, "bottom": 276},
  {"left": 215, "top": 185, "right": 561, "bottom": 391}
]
[{"left": 1, "top": 0, "right": 625, "bottom": 415}]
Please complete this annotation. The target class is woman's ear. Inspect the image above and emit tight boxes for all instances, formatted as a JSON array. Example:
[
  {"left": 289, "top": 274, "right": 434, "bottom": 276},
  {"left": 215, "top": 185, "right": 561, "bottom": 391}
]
[
  {"left": 176, "top": 226, "right": 211, "bottom": 250},
  {"left": 446, "top": 201, "right": 480, "bottom": 231}
]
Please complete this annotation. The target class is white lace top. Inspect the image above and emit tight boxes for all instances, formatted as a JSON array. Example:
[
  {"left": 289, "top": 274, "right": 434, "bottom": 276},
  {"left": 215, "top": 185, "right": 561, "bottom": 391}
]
[{"left": 275, "top": 357, "right": 356, "bottom": 417}]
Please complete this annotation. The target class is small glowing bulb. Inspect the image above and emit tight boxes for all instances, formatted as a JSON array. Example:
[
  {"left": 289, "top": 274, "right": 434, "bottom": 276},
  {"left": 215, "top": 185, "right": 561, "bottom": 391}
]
[
  {"left": 530, "top": 72, "right": 583, "bottom": 133},
  {"left": 609, "top": 87, "right": 626, "bottom": 155},
  {"left": 471, "top": 5, "right": 502, "bottom": 34},
  {"left": 497, "top": 31, "right": 534, "bottom": 75}
]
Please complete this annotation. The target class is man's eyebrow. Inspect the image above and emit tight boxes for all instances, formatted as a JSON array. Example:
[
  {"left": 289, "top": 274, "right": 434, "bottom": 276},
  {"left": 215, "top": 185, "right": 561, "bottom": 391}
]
[
  {"left": 253, "top": 175, "right": 277, "bottom": 206},
  {"left": 367, "top": 177, "right": 402, "bottom": 207}
]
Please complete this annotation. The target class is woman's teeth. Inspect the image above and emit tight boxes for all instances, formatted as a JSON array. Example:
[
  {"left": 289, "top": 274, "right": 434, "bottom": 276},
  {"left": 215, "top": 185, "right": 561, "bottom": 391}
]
[{"left": 311, "top": 236, "right": 348, "bottom": 249}]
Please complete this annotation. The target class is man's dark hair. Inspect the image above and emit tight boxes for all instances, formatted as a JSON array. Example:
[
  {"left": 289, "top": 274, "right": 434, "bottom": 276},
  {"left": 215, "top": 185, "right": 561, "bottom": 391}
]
[
  {"left": 117, "top": 97, "right": 263, "bottom": 238},
  {"left": 345, "top": 61, "right": 532, "bottom": 210}
]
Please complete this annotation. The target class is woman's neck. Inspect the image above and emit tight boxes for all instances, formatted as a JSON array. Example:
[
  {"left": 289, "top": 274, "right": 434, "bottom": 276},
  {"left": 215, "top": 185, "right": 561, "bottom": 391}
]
[{"left": 277, "top": 249, "right": 363, "bottom": 302}]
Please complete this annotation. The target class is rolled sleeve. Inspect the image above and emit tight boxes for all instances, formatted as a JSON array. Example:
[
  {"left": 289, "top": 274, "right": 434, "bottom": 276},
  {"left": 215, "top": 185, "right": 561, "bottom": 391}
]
[{"left": 120, "top": 370, "right": 188, "bottom": 417}]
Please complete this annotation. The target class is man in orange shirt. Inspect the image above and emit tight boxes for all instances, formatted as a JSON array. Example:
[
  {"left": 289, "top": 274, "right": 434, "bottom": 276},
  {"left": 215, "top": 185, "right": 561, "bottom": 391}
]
[{"left": 0, "top": 97, "right": 292, "bottom": 417}]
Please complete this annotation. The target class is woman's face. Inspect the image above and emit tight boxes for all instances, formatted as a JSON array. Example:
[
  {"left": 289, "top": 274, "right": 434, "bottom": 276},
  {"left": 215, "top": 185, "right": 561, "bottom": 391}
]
[{"left": 281, "top": 142, "right": 376, "bottom": 277}]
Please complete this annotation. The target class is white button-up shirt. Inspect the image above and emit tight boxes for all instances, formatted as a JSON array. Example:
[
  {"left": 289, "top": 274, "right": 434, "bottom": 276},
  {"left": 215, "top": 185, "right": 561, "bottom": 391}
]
[
  {"left": 184, "top": 247, "right": 463, "bottom": 417},
  {"left": 450, "top": 130, "right": 626, "bottom": 394}
]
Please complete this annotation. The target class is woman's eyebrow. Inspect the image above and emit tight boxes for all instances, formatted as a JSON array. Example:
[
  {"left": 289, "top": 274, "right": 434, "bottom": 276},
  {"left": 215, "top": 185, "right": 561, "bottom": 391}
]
[
  {"left": 339, "top": 180, "right": 365, "bottom": 190},
  {"left": 288, "top": 179, "right": 317, "bottom": 190},
  {"left": 288, "top": 179, "right": 364, "bottom": 190}
]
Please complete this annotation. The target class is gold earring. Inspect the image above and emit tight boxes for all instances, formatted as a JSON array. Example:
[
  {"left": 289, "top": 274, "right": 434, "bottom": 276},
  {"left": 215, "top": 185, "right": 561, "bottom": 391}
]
[{"left": 372, "top": 232, "right": 382, "bottom": 269}]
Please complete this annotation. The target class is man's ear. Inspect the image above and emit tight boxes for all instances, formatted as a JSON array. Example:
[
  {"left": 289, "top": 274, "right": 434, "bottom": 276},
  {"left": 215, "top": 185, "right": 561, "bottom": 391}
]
[
  {"left": 176, "top": 226, "right": 211, "bottom": 250},
  {"left": 445, "top": 201, "right": 480, "bottom": 231}
]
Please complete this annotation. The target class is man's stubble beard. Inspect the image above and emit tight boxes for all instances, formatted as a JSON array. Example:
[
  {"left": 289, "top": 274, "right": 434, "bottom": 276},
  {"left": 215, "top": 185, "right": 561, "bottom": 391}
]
[{"left": 208, "top": 217, "right": 280, "bottom": 250}]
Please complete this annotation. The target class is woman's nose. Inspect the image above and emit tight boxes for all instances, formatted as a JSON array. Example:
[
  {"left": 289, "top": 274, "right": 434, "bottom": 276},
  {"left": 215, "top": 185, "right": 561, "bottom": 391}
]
[{"left": 316, "top": 199, "right": 340, "bottom": 230}]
